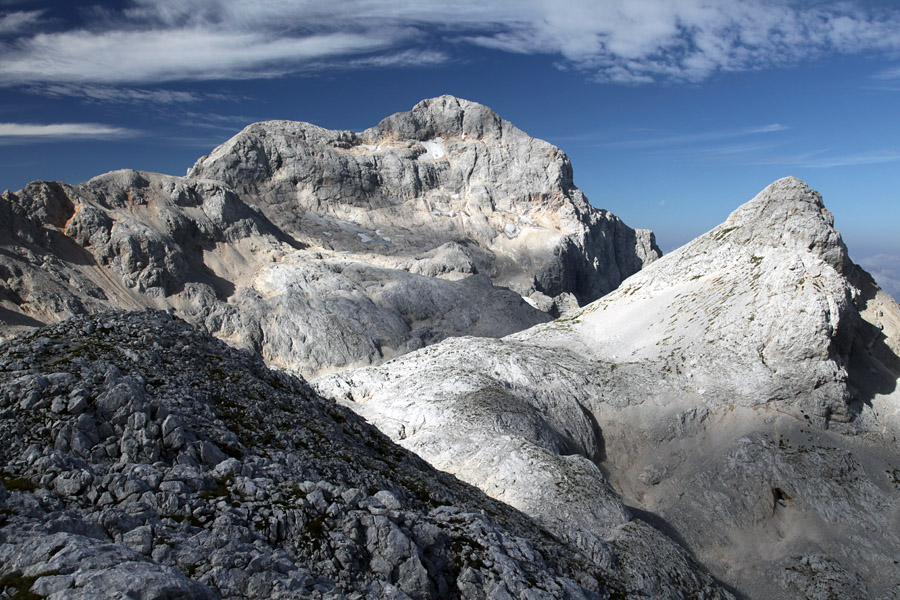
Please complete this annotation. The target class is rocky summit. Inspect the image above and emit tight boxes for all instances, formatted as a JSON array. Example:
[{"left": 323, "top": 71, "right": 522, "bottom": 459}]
[
  {"left": 318, "top": 177, "right": 900, "bottom": 600},
  {"left": 1, "top": 97, "right": 899, "bottom": 600},
  {"left": 0, "top": 96, "right": 658, "bottom": 377}
]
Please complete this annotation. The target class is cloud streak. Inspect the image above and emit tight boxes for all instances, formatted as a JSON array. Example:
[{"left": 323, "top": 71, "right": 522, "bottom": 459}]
[
  {"left": 873, "top": 66, "right": 900, "bottom": 80},
  {"left": 1, "top": 1, "right": 899, "bottom": 87},
  {"left": 0, "top": 9, "right": 43, "bottom": 34},
  {"left": 602, "top": 123, "right": 788, "bottom": 149},
  {"left": 32, "top": 83, "right": 225, "bottom": 104},
  {"left": 751, "top": 150, "right": 900, "bottom": 168},
  {"left": 0, "top": 122, "right": 138, "bottom": 140},
  {"left": 0, "top": 29, "right": 402, "bottom": 84}
]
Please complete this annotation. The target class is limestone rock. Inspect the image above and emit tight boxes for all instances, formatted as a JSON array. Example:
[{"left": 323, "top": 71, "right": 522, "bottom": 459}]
[
  {"left": 187, "top": 95, "right": 660, "bottom": 303},
  {"left": 318, "top": 178, "right": 900, "bottom": 600},
  {"left": 0, "top": 310, "right": 729, "bottom": 599},
  {"left": 0, "top": 96, "right": 658, "bottom": 377}
]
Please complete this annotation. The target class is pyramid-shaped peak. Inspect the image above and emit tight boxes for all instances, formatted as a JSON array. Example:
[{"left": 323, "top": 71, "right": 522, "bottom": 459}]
[
  {"left": 714, "top": 176, "right": 849, "bottom": 273},
  {"left": 729, "top": 177, "right": 825, "bottom": 219}
]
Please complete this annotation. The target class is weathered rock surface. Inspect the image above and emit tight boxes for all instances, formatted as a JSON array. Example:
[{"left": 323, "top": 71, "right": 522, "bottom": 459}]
[
  {"left": 0, "top": 310, "right": 733, "bottom": 599},
  {"left": 188, "top": 96, "right": 659, "bottom": 305},
  {"left": 318, "top": 178, "right": 900, "bottom": 600},
  {"left": 0, "top": 96, "right": 659, "bottom": 377}
]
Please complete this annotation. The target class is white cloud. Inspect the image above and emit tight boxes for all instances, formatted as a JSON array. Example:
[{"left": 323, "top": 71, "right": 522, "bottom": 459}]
[
  {"left": 1, "top": 1, "right": 900, "bottom": 86},
  {"left": 858, "top": 254, "right": 900, "bottom": 302},
  {"left": 176, "top": 111, "right": 256, "bottom": 131},
  {"left": 605, "top": 123, "right": 788, "bottom": 149},
  {"left": 705, "top": 141, "right": 783, "bottom": 158},
  {"left": 34, "top": 84, "right": 214, "bottom": 104},
  {"left": 0, "top": 29, "right": 402, "bottom": 84},
  {"left": 461, "top": 0, "right": 900, "bottom": 82},
  {"left": 0, "top": 122, "right": 138, "bottom": 140},
  {"left": 752, "top": 150, "right": 900, "bottom": 168},
  {"left": 873, "top": 66, "right": 900, "bottom": 80},
  {"left": 0, "top": 9, "right": 42, "bottom": 34}
]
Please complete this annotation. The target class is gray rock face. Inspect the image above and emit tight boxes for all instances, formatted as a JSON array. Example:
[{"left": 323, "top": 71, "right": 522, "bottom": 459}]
[
  {"left": 318, "top": 178, "right": 900, "bottom": 600},
  {"left": 0, "top": 310, "right": 729, "bottom": 599},
  {"left": 519, "top": 177, "right": 860, "bottom": 421},
  {"left": 0, "top": 96, "right": 658, "bottom": 377},
  {"left": 188, "top": 96, "right": 660, "bottom": 305}
]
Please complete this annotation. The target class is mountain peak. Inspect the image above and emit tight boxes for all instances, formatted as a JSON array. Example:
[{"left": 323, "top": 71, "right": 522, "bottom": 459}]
[
  {"left": 318, "top": 176, "right": 900, "bottom": 600},
  {"left": 2, "top": 97, "right": 659, "bottom": 374},
  {"left": 513, "top": 177, "right": 859, "bottom": 422},
  {"left": 720, "top": 176, "right": 849, "bottom": 273},
  {"left": 370, "top": 95, "right": 504, "bottom": 141}
]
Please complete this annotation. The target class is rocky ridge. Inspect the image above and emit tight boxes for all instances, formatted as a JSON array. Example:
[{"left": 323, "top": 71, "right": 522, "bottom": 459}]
[
  {"left": 0, "top": 310, "right": 731, "bottom": 599},
  {"left": 4, "top": 93, "right": 897, "bottom": 600},
  {"left": 317, "top": 178, "right": 900, "bottom": 600},
  {"left": 0, "top": 96, "right": 659, "bottom": 377},
  {"left": 188, "top": 96, "right": 659, "bottom": 306}
]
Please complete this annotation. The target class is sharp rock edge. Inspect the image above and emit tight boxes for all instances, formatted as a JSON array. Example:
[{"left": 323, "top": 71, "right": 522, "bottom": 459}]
[{"left": 316, "top": 177, "right": 900, "bottom": 600}]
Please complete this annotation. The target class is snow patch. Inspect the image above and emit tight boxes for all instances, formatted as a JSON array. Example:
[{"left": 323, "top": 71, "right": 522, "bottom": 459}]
[
  {"left": 358, "top": 144, "right": 380, "bottom": 152},
  {"left": 431, "top": 209, "right": 457, "bottom": 218},
  {"left": 418, "top": 138, "right": 446, "bottom": 161},
  {"left": 357, "top": 233, "right": 373, "bottom": 243}
]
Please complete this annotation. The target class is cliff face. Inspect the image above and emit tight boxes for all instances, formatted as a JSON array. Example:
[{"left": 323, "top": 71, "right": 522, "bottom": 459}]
[
  {"left": 0, "top": 96, "right": 658, "bottom": 377},
  {"left": 318, "top": 178, "right": 900, "bottom": 600},
  {"left": 188, "top": 96, "right": 660, "bottom": 305}
]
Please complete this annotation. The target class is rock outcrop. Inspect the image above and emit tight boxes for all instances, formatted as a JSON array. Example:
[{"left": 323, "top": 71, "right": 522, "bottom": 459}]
[
  {"left": 0, "top": 96, "right": 658, "bottom": 377},
  {"left": 318, "top": 178, "right": 900, "bottom": 600},
  {"left": 188, "top": 96, "right": 659, "bottom": 305},
  {"left": 0, "top": 310, "right": 730, "bottom": 599}
]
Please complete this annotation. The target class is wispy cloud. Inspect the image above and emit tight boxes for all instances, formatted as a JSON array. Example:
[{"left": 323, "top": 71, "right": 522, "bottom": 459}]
[
  {"left": 177, "top": 111, "right": 256, "bottom": 131},
  {"left": 751, "top": 150, "right": 900, "bottom": 168},
  {"left": 31, "top": 84, "right": 221, "bottom": 104},
  {"left": 704, "top": 141, "right": 784, "bottom": 159},
  {"left": 603, "top": 123, "right": 788, "bottom": 149},
  {"left": 0, "top": 29, "right": 404, "bottom": 84},
  {"left": 1, "top": 1, "right": 900, "bottom": 88},
  {"left": 592, "top": 125, "right": 900, "bottom": 169},
  {"left": 872, "top": 65, "right": 900, "bottom": 80},
  {"left": 864, "top": 84, "right": 900, "bottom": 92},
  {"left": 0, "top": 9, "right": 42, "bottom": 34},
  {"left": 0, "top": 122, "right": 139, "bottom": 141}
]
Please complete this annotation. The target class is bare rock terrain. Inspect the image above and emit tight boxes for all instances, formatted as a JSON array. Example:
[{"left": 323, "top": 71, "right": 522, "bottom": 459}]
[
  {"left": 318, "top": 178, "right": 900, "bottom": 600},
  {"left": 0, "top": 310, "right": 730, "bottom": 599},
  {"left": 0, "top": 96, "right": 658, "bottom": 377},
  {"left": 3, "top": 94, "right": 897, "bottom": 599}
]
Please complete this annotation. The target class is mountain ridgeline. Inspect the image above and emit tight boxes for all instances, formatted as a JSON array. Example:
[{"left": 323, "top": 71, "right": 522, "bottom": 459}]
[
  {"left": 318, "top": 176, "right": 900, "bottom": 600},
  {"left": 0, "top": 96, "right": 658, "bottom": 377},
  {"left": 2, "top": 97, "right": 899, "bottom": 600}
]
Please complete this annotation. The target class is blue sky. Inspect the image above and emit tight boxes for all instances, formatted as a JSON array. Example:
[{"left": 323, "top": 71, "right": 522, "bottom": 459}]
[{"left": 1, "top": 0, "right": 899, "bottom": 296}]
